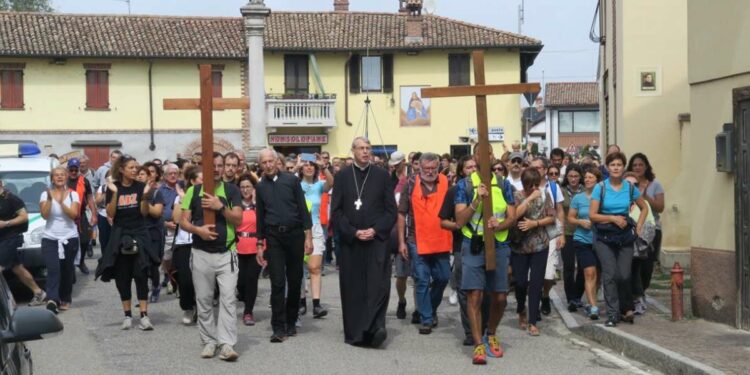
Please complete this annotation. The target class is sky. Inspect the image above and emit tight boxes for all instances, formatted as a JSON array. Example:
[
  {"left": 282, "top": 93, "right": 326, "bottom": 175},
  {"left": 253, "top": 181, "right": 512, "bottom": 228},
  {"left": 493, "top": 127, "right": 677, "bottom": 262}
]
[{"left": 51, "top": 0, "right": 599, "bottom": 91}]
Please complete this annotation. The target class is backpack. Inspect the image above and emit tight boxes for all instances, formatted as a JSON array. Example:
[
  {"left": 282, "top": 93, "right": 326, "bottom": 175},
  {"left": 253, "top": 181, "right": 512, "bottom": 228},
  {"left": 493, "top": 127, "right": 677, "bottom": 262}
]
[{"left": 593, "top": 181, "right": 638, "bottom": 248}]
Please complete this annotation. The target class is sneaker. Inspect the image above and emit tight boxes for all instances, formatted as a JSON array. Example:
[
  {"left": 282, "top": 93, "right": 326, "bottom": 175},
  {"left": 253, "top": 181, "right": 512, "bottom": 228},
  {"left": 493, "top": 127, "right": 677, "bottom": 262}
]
[
  {"left": 121, "top": 317, "right": 133, "bottom": 330},
  {"left": 166, "top": 282, "right": 175, "bottom": 295},
  {"left": 201, "top": 343, "right": 217, "bottom": 358},
  {"left": 243, "top": 313, "right": 255, "bottom": 326},
  {"left": 46, "top": 300, "right": 58, "bottom": 315},
  {"left": 588, "top": 306, "right": 600, "bottom": 321},
  {"left": 634, "top": 299, "right": 646, "bottom": 315},
  {"left": 605, "top": 318, "right": 617, "bottom": 327},
  {"left": 270, "top": 333, "right": 286, "bottom": 343},
  {"left": 567, "top": 301, "right": 578, "bottom": 312},
  {"left": 396, "top": 301, "right": 406, "bottom": 319},
  {"left": 312, "top": 305, "right": 328, "bottom": 319},
  {"left": 449, "top": 291, "right": 458, "bottom": 306},
  {"left": 418, "top": 324, "right": 432, "bottom": 335},
  {"left": 29, "top": 290, "right": 47, "bottom": 306},
  {"left": 540, "top": 297, "right": 551, "bottom": 315},
  {"left": 463, "top": 336, "right": 474, "bottom": 346},
  {"left": 484, "top": 335, "right": 504, "bottom": 358},
  {"left": 411, "top": 310, "right": 420, "bottom": 324},
  {"left": 182, "top": 310, "right": 195, "bottom": 325},
  {"left": 138, "top": 316, "right": 154, "bottom": 331},
  {"left": 149, "top": 287, "right": 161, "bottom": 303},
  {"left": 299, "top": 303, "right": 307, "bottom": 316},
  {"left": 218, "top": 344, "right": 239, "bottom": 361},
  {"left": 472, "top": 344, "right": 487, "bottom": 365}
]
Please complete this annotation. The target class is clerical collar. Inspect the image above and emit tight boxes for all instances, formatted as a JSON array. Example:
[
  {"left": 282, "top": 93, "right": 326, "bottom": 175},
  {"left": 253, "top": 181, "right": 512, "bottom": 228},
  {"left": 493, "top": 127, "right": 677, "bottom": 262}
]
[
  {"left": 353, "top": 161, "right": 370, "bottom": 171},
  {"left": 263, "top": 174, "right": 278, "bottom": 182}
]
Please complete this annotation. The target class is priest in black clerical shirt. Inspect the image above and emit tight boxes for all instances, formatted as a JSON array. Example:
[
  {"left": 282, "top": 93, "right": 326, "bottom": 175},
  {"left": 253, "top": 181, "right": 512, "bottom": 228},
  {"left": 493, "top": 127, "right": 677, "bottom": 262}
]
[{"left": 331, "top": 137, "right": 397, "bottom": 348}]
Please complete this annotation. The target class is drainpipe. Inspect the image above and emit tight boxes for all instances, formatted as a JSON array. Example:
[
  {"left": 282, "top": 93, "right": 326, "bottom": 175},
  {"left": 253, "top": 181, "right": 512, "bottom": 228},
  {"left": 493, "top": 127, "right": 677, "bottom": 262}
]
[
  {"left": 148, "top": 61, "right": 156, "bottom": 151},
  {"left": 344, "top": 53, "right": 353, "bottom": 126}
]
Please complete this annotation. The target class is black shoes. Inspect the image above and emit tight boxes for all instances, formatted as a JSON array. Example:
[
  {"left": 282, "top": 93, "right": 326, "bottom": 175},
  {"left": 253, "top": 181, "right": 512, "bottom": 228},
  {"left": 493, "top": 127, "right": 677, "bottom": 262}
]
[
  {"left": 567, "top": 301, "right": 578, "bottom": 312},
  {"left": 370, "top": 328, "right": 387, "bottom": 348},
  {"left": 418, "top": 325, "right": 432, "bottom": 335},
  {"left": 299, "top": 303, "right": 307, "bottom": 316},
  {"left": 396, "top": 301, "right": 406, "bottom": 320},
  {"left": 286, "top": 326, "right": 297, "bottom": 337},
  {"left": 313, "top": 305, "right": 328, "bottom": 319},
  {"left": 432, "top": 314, "right": 439, "bottom": 328},
  {"left": 78, "top": 263, "right": 90, "bottom": 275},
  {"left": 411, "top": 310, "right": 420, "bottom": 324},
  {"left": 270, "top": 332, "right": 286, "bottom": 343},
  {"left": 463, "top": 336, "right": 474, "bottom": 346},
  {"left": 541, "top": 297, "right": 551, "bottom": 315}
]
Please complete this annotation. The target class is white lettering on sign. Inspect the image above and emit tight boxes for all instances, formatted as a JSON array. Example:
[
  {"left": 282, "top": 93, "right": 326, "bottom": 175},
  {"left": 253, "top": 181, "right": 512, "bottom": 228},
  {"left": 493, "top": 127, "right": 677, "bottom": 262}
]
[
  {"left": 268, "top": 135, "right": 329, "bottom": 145},
  {"left": 468, "top": 127, "right": 505, "bottom": 142}
]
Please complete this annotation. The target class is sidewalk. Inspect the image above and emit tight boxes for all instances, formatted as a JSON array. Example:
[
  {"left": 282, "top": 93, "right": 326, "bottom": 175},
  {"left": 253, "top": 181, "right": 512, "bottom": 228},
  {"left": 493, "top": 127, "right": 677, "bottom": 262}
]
[{"left": 551, "top": 280, "right": 750, "bottom": 375}]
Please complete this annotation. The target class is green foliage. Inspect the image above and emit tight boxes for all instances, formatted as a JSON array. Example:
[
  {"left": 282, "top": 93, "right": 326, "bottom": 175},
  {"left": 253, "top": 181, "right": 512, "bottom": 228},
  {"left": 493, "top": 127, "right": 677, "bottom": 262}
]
[{"left": 0, "top": 0, "right": 53, "bottom": 12}]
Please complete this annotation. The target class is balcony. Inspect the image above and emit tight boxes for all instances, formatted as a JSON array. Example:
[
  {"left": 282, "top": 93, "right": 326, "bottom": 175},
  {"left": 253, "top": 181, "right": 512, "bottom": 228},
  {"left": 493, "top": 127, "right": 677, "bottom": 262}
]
[{"left": 266, "top": 94, "right": 337, "bottom": 129}]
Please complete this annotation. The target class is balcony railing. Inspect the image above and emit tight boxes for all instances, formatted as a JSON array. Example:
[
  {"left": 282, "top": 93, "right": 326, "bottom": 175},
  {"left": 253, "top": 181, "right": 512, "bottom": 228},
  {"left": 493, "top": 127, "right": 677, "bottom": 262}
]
[{"left": 266, "top": 94, "right": 337, "bottom": 128}]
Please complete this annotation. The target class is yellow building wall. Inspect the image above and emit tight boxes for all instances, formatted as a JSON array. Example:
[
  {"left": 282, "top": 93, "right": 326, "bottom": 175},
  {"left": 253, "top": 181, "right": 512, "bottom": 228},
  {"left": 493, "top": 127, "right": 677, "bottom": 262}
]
[
  {"left": 0, "top": 58, "right": 244, "bottom": 131},
  {"left": 264, "top": 50, "right": 523, "bottom": 156},
  {"left": 618, "top": 0, "right": 691, "bottom": 249}
]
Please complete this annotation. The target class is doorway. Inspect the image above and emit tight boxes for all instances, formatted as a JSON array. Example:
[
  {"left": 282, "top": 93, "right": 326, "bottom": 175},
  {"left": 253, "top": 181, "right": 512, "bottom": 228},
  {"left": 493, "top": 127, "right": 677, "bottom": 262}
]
[{"left": 734, "top": 86, "right": 750, "bottom": 330}]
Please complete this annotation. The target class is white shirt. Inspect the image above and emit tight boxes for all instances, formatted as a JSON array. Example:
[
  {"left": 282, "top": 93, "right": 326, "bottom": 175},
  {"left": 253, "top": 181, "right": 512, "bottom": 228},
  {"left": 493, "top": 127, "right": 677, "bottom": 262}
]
[
  {"left": 508, "top": 175, "right": 523, "bottom": 192},
  {"left": 96, "top": 185, "right": 108, "bottom": 217},
  {"left": 40, "top": 191, "right": 80, "bottom": 240},
  {"left": 173, "top": 196, "right": 192, "bottom": 245}
]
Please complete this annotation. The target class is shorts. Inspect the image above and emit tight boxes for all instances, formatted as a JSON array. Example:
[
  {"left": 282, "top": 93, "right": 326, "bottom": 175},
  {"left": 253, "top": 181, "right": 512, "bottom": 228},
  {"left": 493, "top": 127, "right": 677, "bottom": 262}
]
[
  {"left": 0, "top": 235, "right": 23, "bottom": 271},
  {"left": 574, "top": 240, "right": 599, "bottom": 269},
  {"left": 545, "top": 239, "right": 562, "bottom": 280},
  {"left": 311, "top": 223, "right": 326, "bottom": 256},
  {"left": 460, "top": 238, "right": 511, "bottom": 293},
  {"left": 394, "top": 253, "right": 412, "bottom": 278}
]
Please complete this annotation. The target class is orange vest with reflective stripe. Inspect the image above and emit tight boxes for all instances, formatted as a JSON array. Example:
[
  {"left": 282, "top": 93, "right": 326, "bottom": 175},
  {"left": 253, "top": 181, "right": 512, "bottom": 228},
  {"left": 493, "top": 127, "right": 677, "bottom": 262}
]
[
  {"left": 319, "top": 171, "right": 330, "bottom": 226},
  {"left": 411, "top": 174, "right": 452, "bottom": 255}
]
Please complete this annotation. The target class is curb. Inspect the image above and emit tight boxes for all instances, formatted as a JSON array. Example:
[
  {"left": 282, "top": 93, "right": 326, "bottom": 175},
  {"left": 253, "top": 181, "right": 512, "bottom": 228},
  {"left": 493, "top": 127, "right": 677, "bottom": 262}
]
[{"left": 549, "top": 289, "right": 724, "bottom": 375}]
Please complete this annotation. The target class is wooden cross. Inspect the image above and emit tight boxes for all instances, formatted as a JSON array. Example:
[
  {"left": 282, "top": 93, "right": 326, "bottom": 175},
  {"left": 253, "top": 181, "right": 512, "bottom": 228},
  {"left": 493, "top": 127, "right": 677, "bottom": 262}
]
[
  {"left": 422, "top": 50, "right": 540, "bottom": 271},
  {"left": 163, "top": 64, "right": 250, "bottom": 225}
]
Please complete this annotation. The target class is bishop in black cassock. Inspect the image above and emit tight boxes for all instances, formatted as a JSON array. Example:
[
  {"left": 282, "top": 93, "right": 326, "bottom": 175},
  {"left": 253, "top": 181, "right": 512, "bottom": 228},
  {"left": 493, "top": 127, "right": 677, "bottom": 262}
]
[{"left": 332, "top": 137, "right": 397, "bottom": 347}]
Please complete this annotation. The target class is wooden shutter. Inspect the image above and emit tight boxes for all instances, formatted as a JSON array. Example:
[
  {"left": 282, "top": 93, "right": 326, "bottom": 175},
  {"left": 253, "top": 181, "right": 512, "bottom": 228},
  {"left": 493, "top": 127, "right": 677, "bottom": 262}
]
[
  {"left": 382, "top": 54, "right": 394, "bottom": 93},
  {"left": 86, "top": 70, "right": 96, "bottom": 108},
  {"left": 449, "top": 54, "right": 470, "bottom": 86},
  {"left": 99, "top": 71, "right": 109, "bottom": 108},
  {"left": 349, "top": 54, "right": 360, "bottom": 93},
  {"left": 1, "top": 70, "right": 23, "bottom": 109},
  {"left": 212, "top": 71, "right": 222, "bottom": 98},
  {"left": 85, "top": 66, "right": 110, "bottom": 109}
]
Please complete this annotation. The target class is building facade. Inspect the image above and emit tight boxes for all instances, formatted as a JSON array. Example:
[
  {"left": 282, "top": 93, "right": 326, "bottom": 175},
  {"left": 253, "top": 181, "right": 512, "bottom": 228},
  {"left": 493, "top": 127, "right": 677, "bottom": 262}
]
[
  {"left": 543, "top": 82, "right": 599, "bottom": 152},
  {"left": 0, "top": 1, "right": 542, "bottom": 167}
]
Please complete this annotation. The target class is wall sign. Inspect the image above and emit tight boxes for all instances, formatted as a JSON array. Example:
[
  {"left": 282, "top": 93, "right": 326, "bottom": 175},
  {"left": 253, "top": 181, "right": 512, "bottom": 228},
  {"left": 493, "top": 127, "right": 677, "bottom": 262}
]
[
  {"left": 268, "top": 134, "right": 328, "bottom": 145},
  {"left": 468, "top": 127, "right": 505, "bottom": 142}
]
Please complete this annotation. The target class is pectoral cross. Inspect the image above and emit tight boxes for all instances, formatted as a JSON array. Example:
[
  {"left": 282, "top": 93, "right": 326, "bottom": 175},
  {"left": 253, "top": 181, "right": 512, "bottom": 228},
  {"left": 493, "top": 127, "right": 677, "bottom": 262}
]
[
  {"left": 355, "top": 199, "right": 362, "bottom": 211},
  {"left": 422, "top": 51, "right": 540, "bottom": 271},
  {"left": 163, "top": 64, "right": 250, "bottom": 225}
]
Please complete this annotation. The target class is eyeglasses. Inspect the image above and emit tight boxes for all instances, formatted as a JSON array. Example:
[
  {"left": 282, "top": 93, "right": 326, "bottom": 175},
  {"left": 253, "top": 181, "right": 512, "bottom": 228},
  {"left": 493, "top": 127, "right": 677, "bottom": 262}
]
[
  {"left": 492, "top": 167, "right": 505, "bottom": 172},
  {"left": 548, "top": 172, "right": 559, "bottom": 177}
]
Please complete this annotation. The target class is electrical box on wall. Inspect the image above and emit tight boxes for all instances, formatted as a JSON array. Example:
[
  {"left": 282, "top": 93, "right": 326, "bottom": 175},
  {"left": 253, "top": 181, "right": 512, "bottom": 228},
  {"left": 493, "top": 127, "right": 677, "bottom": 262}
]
[{"left": 716, "top": 123, "right": 734, "bottom": 173}]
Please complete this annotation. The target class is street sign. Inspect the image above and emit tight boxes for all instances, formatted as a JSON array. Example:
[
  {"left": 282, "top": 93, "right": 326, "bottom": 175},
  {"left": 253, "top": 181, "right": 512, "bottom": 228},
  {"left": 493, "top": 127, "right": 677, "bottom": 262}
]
[{"left": 468, "top": 127, "right": 505, "bottom": 142}]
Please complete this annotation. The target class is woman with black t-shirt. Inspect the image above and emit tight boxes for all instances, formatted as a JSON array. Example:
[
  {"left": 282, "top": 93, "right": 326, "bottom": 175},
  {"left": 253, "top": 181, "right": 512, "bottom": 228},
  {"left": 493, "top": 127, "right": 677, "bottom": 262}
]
[{"left": 96, "top": 155, "right": 159, "bottom": 331}]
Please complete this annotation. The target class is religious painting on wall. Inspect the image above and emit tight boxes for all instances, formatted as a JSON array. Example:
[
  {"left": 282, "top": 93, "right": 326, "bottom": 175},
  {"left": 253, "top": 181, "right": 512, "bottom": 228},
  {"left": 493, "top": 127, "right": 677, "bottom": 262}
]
[
  {"left": 640, "top": 71, "right": 656, "bottom": 91},
  {"left": 636, "top": 67, "right": 661, "bottom": 96},
  {"left": 400, "top": 85, "right": 431, "bottom": 126}
]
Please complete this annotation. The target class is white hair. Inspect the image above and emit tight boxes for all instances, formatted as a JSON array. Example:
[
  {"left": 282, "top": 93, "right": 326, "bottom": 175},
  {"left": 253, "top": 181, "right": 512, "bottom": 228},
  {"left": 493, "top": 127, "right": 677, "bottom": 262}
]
[{"left": 257, "top": 148, "right": 279, "bottom": 163}]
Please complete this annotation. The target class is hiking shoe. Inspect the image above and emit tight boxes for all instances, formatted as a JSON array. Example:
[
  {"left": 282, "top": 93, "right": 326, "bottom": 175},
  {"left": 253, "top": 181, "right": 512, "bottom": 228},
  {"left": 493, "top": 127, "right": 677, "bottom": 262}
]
[
  {"left": 218, "top": 344, "right": 239, "bottom": 361},
  {"left": 588, "top": 306, "right": 600, "bottom": 321},
  {"left": 121, "top": 317, "right": 133, "bottom": 330},
  {"left": 449, "top": 291, "right": 458, "bottom": 306},
  {"left": 149, "top": 287, "right": 161, "bottom": 303},
  {"left": 46, "top": 300, "right": 58, "bottom": 315},
  {"left": 243, "top": 313, "right": 255, "bottom": 326},
  {"left": 484, "top": 335, "right": 504, "bottom": 358},
  {"left": 541, "top": 297, "right": 551, "bottom": 315},
  {"left": 472, "top": 344, "right": 487, "bottom": 365},
  {"left": 201, "top": 343, "right": 217, "bottom": 358},
  {"left": 182, "top": 310, "right": 195, "bottom": 325},
  {"left": 29, "top": 290, "right": 47, "bottom": 306},
  {"left": 411, "top": 310, "right": 420, "bottom": 324},
  {"left": 138, "top": 316, "right": 154, "bottom": 331},
  {"left": 418, "top": 324, "right": 432, "bottom": 335},
  {"left": 312, "top": 305, "right": 328, "bottom": 319},
  {"left": 396, "top": 301, "right": 406, "bottom": 319}
]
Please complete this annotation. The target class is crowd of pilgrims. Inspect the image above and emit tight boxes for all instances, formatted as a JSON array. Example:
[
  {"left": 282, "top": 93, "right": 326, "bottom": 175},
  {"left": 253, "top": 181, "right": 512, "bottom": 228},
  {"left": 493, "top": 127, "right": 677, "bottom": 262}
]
[{"left": 21, "top": 138, "right": 664, "bottom": 365}]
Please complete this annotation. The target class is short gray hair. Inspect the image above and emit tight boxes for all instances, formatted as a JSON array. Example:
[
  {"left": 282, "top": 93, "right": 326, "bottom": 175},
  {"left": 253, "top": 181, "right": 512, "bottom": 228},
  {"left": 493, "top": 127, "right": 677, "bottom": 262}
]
[
  {"left": 419, "top": 152, "right": 440, "bottom": 164},
  {"left": 258, "top": 148, "right": 279, "bottom": 163},
  {"left": 164, "top": 163, "right": 179, "bottom": 174},
  {"left": 351, "top": 136, "right": 371, "bottom": 149},
  {"left": 532, "top": 156, "right": 550, "bottom": 169}
]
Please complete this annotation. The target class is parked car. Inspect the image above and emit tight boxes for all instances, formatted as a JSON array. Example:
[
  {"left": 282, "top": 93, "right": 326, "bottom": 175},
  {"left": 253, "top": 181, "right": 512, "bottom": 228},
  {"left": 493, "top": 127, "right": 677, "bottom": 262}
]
[
  {"left": 0, "top": 143, "right": 57, "bottom": 299},
  {"left": 0, "top": 272, "right": 63, "bottom": 374}
]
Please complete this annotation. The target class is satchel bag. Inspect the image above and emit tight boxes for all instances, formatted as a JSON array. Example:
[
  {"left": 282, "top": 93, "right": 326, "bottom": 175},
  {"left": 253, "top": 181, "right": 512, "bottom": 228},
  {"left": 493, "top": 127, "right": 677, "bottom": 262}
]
[
  {"left": 468, "top": 220, "right": 484, "bottom": 255},
  {"left": 120, "top": 234, "right": 139, "bottom": 255},
  {"left": 593, "top": 182, "right": 638, "bottom": 248}
]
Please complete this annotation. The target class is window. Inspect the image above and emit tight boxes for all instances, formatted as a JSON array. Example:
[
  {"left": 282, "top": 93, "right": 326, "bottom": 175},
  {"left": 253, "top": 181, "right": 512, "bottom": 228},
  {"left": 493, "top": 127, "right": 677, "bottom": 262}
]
[
  {"left": 349, "top": 54, "right": 393, "bottom": 94},
  {"left": 85, "top": 64, "right": 110, "bottom": 110},
  {"left": 0, "top": 64, "right": 25, "bottom": 109},
  {"left": 559, "top": 111, "right": 601, "bottom": 133},
  {"left": 212, "top": 70, "right": 222, "bottom": 98},
  {"left": 361, "top": 56, "right": 382, "bottom": 92},
  {"left": 284, "top": 55, "right": 309, "bottom": 96},
  {"left": 449, "top": 54, "right": 470, "bottom": 86}
]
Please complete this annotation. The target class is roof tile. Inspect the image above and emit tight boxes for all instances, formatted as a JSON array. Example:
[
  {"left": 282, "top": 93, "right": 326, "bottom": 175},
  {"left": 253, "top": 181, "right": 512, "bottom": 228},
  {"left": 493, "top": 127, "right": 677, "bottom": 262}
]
[{"left": 545, "top": 82, "right": 598, "bottom": 107}]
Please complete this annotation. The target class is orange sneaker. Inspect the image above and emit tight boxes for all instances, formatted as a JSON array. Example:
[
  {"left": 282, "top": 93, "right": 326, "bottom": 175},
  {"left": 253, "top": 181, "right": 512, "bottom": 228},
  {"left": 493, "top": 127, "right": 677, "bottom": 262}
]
[
  {"left": 472, "top": 344, "right": 487, "bottom": 365},
  {"left": 485, "top": 334, "right": 504, "bottom": 358}
]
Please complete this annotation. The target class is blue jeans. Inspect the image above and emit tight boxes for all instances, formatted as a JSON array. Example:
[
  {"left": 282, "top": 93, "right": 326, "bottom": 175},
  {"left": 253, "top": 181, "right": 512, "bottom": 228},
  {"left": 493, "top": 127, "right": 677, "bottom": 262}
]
[{"left": 408, "top": 242, "right": 451, "bottom": 325}]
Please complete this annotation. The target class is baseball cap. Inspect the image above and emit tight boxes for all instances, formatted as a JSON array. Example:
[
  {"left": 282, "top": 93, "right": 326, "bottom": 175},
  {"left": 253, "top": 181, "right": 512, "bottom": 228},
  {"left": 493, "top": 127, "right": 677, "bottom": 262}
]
[
  {"left": 68, "top": 158, "right": 81, "bottom": 169},
  {"left": 509, "top": 152, "right": 524, "bottom": 162},
  {"left": 389, "top": 151, "right": 406, "bottom": 166}
]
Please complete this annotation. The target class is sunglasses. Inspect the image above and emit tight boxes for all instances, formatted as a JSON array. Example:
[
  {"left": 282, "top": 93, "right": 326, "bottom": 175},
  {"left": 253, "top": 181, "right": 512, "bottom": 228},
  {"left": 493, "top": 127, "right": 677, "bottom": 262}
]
[
  {"left": 68, "top": 168, "right": 79, "bottom": 172},
  {"left": 510, "top": 159, "right": 523, "bottom": 164},
  {"left": 492, "top": 167, "right": 505, "bottom": 172},
  {"left": 548, "top": 172, "right": 559, "bottom": 177},
  {"left": 286, "top": 167, "right": 294, "bottom": 171}
]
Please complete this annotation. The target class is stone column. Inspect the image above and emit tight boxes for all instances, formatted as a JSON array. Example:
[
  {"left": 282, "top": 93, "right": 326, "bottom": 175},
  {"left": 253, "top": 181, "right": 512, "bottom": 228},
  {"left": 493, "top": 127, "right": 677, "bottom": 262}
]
[{"left": 241, "top": 0, "right": 271, "bottom": 162}]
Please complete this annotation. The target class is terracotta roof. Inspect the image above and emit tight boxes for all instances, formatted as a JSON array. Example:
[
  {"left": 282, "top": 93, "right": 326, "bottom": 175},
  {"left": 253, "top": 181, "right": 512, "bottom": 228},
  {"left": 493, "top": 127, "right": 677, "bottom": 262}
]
[
  {"left": 0, "top": 11, "right": 542, "bottom": 59},
  {"left": 544, "top": 82, "right": 599, "bottom": 107}
]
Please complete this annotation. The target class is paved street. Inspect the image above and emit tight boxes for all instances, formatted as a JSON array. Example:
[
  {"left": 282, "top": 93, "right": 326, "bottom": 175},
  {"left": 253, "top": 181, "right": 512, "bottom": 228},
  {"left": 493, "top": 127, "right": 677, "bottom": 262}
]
[{"left": 26, "top": 254, "right": 657, "bottom": 375}]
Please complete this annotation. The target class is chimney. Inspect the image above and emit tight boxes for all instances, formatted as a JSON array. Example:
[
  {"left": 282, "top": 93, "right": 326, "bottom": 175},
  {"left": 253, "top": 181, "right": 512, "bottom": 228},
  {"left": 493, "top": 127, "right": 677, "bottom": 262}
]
[
  {"left": 334, "top": 0, "right": 349, "bottom": 11},
  {"left": 404, "top": 0, "right": 424, "bottom": 43}
]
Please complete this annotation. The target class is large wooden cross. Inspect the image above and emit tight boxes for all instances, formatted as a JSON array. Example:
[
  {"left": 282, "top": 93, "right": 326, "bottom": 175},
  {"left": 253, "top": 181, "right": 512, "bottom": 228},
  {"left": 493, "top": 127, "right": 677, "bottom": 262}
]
[
  {"left": 422, "top": 50, "right": 540, "bottom": 271},
  {"left": 163, "top": 64, "right": 250, "bottom": 225}
]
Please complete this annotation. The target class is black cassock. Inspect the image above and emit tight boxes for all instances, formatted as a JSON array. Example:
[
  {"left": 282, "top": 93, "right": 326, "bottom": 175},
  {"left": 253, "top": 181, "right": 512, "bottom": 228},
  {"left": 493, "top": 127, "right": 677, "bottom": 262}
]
[{"left": 331, "top": 163, "right": 397, "bottom": 346}]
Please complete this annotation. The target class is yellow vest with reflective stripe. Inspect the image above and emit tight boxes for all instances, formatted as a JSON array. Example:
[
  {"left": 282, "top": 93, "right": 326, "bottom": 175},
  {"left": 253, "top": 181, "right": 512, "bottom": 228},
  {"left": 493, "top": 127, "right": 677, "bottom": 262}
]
[{"left": 461, "top": 172, "right": 509, "bottom": 242}]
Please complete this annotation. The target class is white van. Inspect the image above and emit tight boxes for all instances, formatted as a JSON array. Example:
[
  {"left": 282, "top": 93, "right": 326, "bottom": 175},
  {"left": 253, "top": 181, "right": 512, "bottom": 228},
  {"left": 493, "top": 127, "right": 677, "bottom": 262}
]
[{"left": 0, "top": 143, "right": 57, "bottom": 293}]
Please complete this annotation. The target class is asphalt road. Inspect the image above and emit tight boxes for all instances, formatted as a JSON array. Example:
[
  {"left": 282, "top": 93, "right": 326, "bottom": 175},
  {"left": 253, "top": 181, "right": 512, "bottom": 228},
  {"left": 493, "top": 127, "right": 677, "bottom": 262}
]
[{"left": 25, "top": 255, "right": 658, "bottom": 375}]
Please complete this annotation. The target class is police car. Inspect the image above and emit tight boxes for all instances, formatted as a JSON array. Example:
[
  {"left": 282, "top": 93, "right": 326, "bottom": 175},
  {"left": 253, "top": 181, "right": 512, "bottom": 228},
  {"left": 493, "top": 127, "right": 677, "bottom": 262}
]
[{"left": 0, "top": 143, "right": 56, "bottom": 298}]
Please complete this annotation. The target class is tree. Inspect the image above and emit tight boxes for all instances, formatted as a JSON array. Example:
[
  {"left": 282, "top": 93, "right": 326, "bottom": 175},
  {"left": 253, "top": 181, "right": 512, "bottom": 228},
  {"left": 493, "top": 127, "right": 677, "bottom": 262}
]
[{"left": 0, "top": 0, "right": 54, "bottom": 12}]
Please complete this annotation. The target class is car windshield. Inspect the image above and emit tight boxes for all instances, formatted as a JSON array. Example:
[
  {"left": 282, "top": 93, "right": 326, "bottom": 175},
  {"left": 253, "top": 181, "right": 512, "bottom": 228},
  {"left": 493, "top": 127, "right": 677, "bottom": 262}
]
[{"left": 0, "top": 171, "right": 49, "bottom": 213}]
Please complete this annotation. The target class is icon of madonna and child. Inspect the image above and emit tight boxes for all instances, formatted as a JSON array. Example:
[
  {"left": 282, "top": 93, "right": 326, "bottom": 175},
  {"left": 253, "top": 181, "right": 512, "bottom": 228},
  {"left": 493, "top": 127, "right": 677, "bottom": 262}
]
[{"left": 400, "top": 86, "right": 431, "bottom": 126}]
